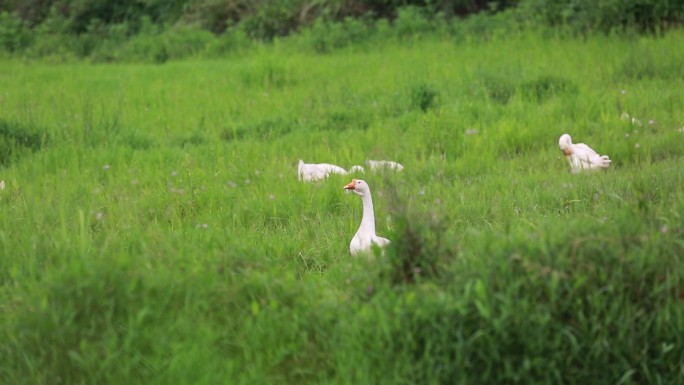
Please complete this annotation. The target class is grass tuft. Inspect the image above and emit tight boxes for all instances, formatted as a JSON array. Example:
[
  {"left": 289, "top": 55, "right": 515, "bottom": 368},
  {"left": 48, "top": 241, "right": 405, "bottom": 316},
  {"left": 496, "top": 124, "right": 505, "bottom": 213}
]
[{"left": 0, "top": 119, "right": 47, "bottom": 165}]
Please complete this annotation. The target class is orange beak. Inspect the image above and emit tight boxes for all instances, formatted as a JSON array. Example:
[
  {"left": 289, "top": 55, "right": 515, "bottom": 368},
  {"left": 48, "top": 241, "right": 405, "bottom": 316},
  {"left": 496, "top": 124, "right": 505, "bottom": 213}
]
[
  {"left": 343, "top": 179, "right": 356, "bottom": 190},
  {"left": 562, "top": 148, "right": 573, "bottom": 156}
]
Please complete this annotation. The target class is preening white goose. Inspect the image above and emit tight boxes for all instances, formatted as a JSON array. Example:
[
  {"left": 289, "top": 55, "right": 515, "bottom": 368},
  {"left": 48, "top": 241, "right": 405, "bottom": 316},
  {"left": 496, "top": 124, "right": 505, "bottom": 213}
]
[
  {"left": 298, "top": 159, "right": 348, "bottom": 182},
  {"left": 366, "top": 159, "right": 404, "bottom": 172},
  {"left": 558, "top": 134, "right": 611, "bottom": 174},
  {"left": 343, "top": 179, "right": 390, "bottom": 256}
]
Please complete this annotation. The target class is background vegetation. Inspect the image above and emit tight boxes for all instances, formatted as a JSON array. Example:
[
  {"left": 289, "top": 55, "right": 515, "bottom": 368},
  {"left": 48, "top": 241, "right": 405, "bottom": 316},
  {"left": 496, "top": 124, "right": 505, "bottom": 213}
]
[
  {"left": 1, "top": 1, "right": 684, "bottom": 384},
  {"left": 0, "top": 0, "right": 683, "bottom": 61}
]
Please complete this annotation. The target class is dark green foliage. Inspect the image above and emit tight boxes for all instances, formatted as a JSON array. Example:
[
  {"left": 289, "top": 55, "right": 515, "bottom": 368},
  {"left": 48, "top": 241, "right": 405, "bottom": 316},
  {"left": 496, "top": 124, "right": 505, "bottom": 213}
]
[
  {"left": 384, "top": 205, "right": 458, "bottom": 285},
  {"left": 176, "top": 132, "right": 207, "bottom": 147},
  {"left": 238, "top": 0, "right": 302, "bottom": 41},
  {"left": 121, "top": 132, "right": 154, "bottom": 150},
  {"left": 1, "top": 0, "right": 683, "bottom": 61},
  {"left": 393, "top": 5, "right": 434, "bottom": 37},
  {"left": 0, "top": 120, "right": 46, "bottom": 165},
  {"left": 0, "top": 11, "right": 30, "bottom": 51},
  {"left": 520, "top": 75, "right": 578, "bottom": 102},
  {"left": 409, "top": 83, "right": 439, "bottom": 112},
  {"left": 8, "top": 0, "right": 188, "bottom": 32},
  {"left": 478, "top": 73, "right": 578, "bottom": 104},
  {"left": 517, "top": 0, "right": 684, "bottom": 33},
  {"left": 347, "top": 207, "right": 684, "bottom": 384},
  {"left": 304, "top": 16, "right": 375, "bottom": 53}
]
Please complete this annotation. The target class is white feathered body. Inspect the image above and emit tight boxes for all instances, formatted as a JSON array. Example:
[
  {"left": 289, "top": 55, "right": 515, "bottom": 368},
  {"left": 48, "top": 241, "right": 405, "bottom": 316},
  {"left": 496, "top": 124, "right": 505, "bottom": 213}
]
[
  {"left": 559, "top": 134, "right": 611, "bottom": 174},
  {"left": 298, "top": 160, "right": 348, "bottom": 182},
  {"left": 350, "top": 229, "right": 390, "bottom": 257},
  {"left": 565, "top": 143, "right": 611, "bottom": 174}
]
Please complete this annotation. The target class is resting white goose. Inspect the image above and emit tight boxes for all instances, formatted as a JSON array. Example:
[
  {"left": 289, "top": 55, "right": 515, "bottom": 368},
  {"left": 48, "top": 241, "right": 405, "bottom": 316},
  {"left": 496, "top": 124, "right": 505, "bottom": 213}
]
[
  {"left": 298, "top": 159, "right": 348, "bottom": 182},
  {"left": 343, "top": 179, "right": 390, "bottom": 256},
  {"left": 366, "top": 159, "right": 404, "bottom": 172},
  {"left": 558, "top": 134, "right": 611, "bottom": 174}
]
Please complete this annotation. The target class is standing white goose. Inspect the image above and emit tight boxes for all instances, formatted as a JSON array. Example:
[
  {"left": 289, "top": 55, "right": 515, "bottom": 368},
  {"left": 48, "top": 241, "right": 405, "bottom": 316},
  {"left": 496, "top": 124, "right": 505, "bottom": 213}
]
[
  {"left": 343, "top": 179, "right": 390, "bottom": 256},
  {"left": 558, "top": 134, "right": 611, "bottom": 174},
  {"left": 298, "top": 159, "right": 348, "bottom": 182}
]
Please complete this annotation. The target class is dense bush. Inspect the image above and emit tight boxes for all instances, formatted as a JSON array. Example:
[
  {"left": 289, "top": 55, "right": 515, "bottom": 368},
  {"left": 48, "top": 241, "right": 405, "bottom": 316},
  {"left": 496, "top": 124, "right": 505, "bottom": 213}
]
[
  {"left": 0, "top": 11, "right": 30, "bottom": 52},
  {"left": 517, "top": 0, "right": 684, "bottom": 33},
  {"left": 0, "top": 0, "right": 682, "bottom": 61}
]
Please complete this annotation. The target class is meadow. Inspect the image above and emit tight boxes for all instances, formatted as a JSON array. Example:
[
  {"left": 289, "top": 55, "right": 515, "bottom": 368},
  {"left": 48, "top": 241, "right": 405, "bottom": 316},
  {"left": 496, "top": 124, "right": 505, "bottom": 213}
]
[{"left": 1, "top": 29, "right": 684, "bottom": 384}]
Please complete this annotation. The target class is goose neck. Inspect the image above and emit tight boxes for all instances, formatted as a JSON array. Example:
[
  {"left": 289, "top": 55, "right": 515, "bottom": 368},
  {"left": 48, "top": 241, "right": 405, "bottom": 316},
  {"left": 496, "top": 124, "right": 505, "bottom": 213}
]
[{"left": 359, "top": 192, "right": 376, "bottom": 234}]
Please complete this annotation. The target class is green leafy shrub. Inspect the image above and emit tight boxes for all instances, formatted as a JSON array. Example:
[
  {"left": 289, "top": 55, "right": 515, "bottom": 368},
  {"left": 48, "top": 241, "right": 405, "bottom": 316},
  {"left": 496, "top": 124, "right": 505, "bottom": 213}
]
[
  {"left": 393, "top": 6, "right": 434, "bottom": 38},
  {"left": 409, "top": 83, "right": 439, "bottom": 112},
  {"left": 516, "top": 0, "right": 684, "bottom": 33},
  {"left": 302, "top": 16, "right": 375, "bottom": 53},
  {"left": 0, "top": 11, "right": 31, "bottom": 52},
  {"left": 205, "top": 28, "right": 250, "bottom": 56},
  {"left": 238, "top": 0, "right": 305, "bottom": 41},
  {"left": 384, "top": 207, "right": 458, "bottom": 285},
  {"left": 342, "top": 207, "right": 684, "bottom": 384}
]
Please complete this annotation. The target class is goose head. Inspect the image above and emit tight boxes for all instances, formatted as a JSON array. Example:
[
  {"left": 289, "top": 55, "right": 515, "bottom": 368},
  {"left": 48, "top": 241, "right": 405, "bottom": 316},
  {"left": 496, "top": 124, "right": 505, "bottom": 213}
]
[
  {"left": 558, "top": 134, "right": 573, "bottom": 156},
  {"left": 343, "top": 179, "right": 369, "bottom": 197}
]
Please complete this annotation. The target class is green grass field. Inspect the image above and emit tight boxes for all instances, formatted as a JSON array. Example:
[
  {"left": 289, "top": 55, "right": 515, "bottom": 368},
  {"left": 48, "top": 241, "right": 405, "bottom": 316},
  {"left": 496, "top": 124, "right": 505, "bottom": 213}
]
[{"left": 1, "top": 29, "right": 684, "bottom": 384}]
